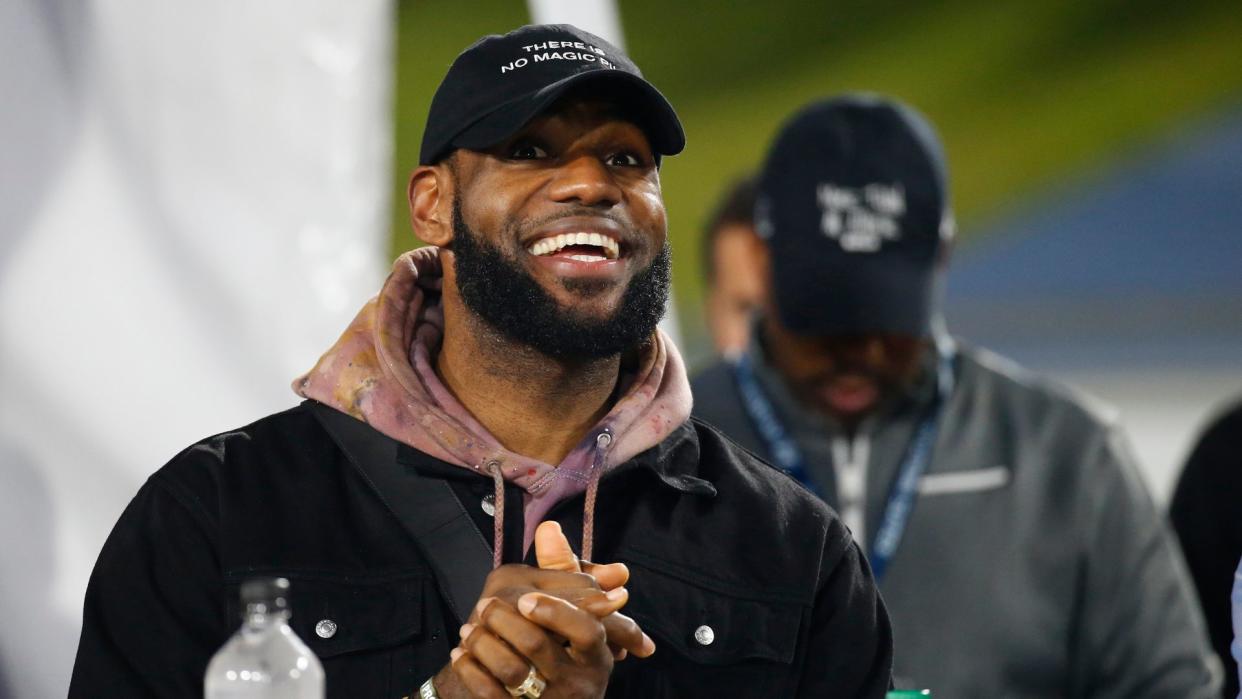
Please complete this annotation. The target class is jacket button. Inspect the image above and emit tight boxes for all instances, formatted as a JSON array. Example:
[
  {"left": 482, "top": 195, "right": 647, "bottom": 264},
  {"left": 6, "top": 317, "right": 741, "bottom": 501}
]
[
  {"left": 693, "top": 625, "right": 715, "bottom": 646},
  {"left": 595, "top": 432, "right": 612, "bottom": 449},
  {"left": 481, "top": 493, "right": 496, "bottom": 517},
  {"left": 315, "top": 619, "right": 338, "bottom": 639}
]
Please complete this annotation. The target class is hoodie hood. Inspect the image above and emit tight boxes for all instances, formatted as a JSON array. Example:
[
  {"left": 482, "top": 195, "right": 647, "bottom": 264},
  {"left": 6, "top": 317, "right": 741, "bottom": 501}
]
[{"left": 294, "top": 247, "right": 693, "bottom": 554}]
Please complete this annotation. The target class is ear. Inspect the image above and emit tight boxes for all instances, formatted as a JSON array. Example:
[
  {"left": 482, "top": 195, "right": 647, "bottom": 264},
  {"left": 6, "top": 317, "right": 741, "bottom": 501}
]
[
  {"left": 752, "top": 233, "right": 774, "bottom": 306},
  {"left": 407, "top": 164, "right": 455, "bottom": 248},
  {"left": 935, "top": 237, "right": 954, "bottom": 270},
  {"left": 936, "top": 212, "right": 955, "bottom": 269}
]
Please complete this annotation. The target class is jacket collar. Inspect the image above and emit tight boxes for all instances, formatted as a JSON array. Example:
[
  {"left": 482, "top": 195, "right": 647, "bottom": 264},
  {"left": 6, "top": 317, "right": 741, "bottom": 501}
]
[
  {"left": 623, "top": 421, "right": 717, "bottom": 497},
  {"left": 398, "top": 422, "right": 717, "bottom": 498}
]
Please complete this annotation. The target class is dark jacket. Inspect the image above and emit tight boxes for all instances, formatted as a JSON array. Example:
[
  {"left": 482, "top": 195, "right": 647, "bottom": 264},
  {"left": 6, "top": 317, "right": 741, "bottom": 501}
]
[
  {"left": 1171, "top": 399, "right": 1242, "bottom": 699},
  {"left": 69, "top": 401, "right": 892, "bottom": 698},
  {"left": 693, "top": 341, "right": 1218, "bottom": 698}
]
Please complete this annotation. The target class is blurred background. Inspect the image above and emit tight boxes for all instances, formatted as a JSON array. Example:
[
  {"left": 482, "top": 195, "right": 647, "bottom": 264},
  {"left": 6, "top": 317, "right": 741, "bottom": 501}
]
[
  {"left": 391, "top": 0, "right": 1242, "bottom": 499},
  {"left": 2, "top": 0, "right": 1240, "bottom": 695}
]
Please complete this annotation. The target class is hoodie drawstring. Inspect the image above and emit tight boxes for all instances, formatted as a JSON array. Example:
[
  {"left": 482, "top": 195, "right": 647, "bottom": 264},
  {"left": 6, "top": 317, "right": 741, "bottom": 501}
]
[
  {"left": 581, "top": 470, "right": 602, "bottom": 563},
  {"left": 488, "top": 462, "right": 505, "bottom": 570},
  {"left": 582, "top": 430, "right": 611, "bottom": 563},
  {"left": 487, "top": 430, "right": 611, "bottom": 568}
]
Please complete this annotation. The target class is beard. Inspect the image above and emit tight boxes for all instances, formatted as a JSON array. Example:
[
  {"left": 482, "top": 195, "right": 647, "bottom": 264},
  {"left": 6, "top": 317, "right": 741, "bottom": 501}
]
[{"left": 450, "top": 200, "right": 671, "bottom": 361}]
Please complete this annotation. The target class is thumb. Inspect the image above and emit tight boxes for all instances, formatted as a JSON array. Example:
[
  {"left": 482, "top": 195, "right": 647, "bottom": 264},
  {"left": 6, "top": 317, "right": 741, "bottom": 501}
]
[{"left": 534, "top": 520, "right": 581, "bottom": 572}]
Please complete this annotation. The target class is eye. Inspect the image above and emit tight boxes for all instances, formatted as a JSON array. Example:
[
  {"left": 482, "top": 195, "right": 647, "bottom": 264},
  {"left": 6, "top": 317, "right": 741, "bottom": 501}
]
[
  {"left": 509, "top": 142, "right": 549, "bottom": 160},
  {"left": 607, "top": 151, "right": 644, "bottom": 167}
]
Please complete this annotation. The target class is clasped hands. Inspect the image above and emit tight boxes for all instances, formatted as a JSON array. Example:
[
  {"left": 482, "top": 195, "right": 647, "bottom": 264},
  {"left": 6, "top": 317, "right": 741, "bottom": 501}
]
[{"left": 433, "top": 521, "right": 655, "bottom": 698}]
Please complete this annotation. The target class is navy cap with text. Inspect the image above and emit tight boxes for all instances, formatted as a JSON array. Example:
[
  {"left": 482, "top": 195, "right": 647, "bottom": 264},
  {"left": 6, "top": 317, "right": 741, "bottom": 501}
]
[
  {"left": 419, "top": 24, "right": 686, "bottom": 165},
  {"left": 756, "top": 94, "right": 953, "bottom": 337}
]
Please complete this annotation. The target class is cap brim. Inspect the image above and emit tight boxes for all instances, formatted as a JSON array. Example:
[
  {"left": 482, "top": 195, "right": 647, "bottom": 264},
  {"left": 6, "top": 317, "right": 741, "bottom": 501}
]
[
  {"left": 772, "top": 254, "right": 936, "bottom": 337},
  {"left": 450, "top": 70, "right": 686, "bottom": 158}
]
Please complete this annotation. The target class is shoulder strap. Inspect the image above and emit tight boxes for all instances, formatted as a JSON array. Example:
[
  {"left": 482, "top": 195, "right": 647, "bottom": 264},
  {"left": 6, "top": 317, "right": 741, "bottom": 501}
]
[{"left": 308, "top": 401, "right": 492, "bottom": 625}]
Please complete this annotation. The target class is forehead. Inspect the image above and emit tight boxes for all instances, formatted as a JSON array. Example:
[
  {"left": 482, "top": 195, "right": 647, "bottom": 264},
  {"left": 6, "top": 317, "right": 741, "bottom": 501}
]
[{"left": 518, "top": 85, "right": 651, "bottom": 142}]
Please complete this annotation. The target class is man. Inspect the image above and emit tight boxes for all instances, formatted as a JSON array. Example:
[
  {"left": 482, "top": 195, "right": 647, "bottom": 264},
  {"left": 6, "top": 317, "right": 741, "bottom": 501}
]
[
  {"left": 1172, "top": 399, "right": 1242, "bottom": 698},
  {"left": 69, "top": 26, "right": 892, "bottom": 698},
  {"left": 692, "top": 94, "right": 1218, "bottom": 697},
  {"left": 1234, "top": 558, "right": 1242, "bottom": 698},
  {"left": 700, "top": 175, "right": 767, "bottom": 355}
]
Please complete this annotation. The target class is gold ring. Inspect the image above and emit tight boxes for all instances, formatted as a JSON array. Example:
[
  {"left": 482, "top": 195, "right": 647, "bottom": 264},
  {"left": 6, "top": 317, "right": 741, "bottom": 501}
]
[{"left": 505, "top": 665, "right": 547, "bottom": 698}]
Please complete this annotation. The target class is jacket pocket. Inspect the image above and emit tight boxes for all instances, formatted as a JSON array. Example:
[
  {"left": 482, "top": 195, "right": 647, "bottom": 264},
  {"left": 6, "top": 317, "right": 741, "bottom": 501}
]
[
  {"left": 613, "top": 553, "right": 803, "bottom": 697},
  {"left": 225, "top": 570, "right": 427, "bottom": 698}
]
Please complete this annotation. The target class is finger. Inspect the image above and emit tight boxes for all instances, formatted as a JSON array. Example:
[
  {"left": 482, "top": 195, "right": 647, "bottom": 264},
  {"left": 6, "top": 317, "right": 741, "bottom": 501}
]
[
  {"left": 460, "top": 621, "right": 541, "bottom": 690},
  {"left": 531, "top": 569, "right": 602, "bottom": 593},
  {"left": 470, "top": 578, "right": 608, "bottom": 628},
  {"left": 581, "top": 560, "right": 629, "bottom": 590},
  {"left": 600, "top": 610, "right": 657, "bottom": 658},
  {"left": 476, "top": 596, "right": 571, "bottom": 680},
  {"left": 577, "top": 586, "right": 628, "bottom": 617},
  {"left": 568, "top": 589, "right": 655, "bottom": 659},
  {"left": 486, "top": 565, "right": 602, "bottom": 594},
  {"left": 518, "top": 592, "right": 611, "bottom": 663},
  {"left": 449, "top": 647, "right": 510, "bottom": 699},
  {"left": 535, "top": 520, "right": 581, "bottom": 572}
]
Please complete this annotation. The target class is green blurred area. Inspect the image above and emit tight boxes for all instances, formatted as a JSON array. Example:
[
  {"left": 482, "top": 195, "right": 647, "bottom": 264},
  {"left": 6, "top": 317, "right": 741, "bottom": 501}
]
[{"left": 391, "top": 0, "right": 1242, "bottom": 355}]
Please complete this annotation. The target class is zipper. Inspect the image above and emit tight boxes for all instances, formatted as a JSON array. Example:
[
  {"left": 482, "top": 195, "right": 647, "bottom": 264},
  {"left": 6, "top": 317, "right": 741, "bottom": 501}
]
[{"left": 831, "top": 429, "right": 871, "bottom": 548}]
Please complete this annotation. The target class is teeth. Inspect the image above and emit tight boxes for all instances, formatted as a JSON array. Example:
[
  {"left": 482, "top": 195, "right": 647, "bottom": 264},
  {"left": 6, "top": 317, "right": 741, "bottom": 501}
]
[{"left": 526, "top": 232, "right": 622, "bottom": 259}]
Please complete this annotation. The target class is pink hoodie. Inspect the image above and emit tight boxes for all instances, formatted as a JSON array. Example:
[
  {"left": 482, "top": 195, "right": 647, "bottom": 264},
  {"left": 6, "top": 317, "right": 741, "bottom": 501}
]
[{"left": 294, "top": 247, "right": 692, "bottom": 561}]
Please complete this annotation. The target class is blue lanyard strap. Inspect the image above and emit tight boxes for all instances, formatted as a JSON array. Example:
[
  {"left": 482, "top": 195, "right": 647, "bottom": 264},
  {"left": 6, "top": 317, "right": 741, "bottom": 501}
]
[
  {"left": 731, "top": 352, "right": 824, "bottom": 497},
  {"left": 868, "top": 343, "right": 954, "bottom": 581},
  {"left": 730, "top": 340, "right": 957, "bottom": 583}
]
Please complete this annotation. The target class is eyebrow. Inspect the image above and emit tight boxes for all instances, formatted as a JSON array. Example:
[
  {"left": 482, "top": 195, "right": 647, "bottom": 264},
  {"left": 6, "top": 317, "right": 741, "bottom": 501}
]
[{"left": 543, "top": 92, "right": 638, "bottom": 125}]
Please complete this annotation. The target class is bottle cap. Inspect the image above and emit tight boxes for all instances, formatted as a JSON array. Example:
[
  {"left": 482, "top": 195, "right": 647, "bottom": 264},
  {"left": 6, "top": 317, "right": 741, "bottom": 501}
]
[{"left": 240, "top": 577, "right": 290, "bottom": 612}]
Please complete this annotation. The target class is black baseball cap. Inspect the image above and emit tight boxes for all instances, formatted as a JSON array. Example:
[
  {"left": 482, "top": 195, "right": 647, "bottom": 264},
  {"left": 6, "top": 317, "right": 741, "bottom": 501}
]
[
  {"left": 419, "top": 24, "right": 685, "bottom": 166},
  {"left": 756, "top": 94, "right": 953, "bottom": 337}
]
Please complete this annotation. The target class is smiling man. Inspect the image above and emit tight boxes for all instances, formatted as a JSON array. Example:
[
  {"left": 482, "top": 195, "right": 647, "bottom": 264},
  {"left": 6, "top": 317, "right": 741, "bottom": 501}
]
[
  {"left": 692, "top": 94, "right": 1218, "bottom": 697},
  {"left": 68, "top": 26, "right": 892, "bottom": 698}
]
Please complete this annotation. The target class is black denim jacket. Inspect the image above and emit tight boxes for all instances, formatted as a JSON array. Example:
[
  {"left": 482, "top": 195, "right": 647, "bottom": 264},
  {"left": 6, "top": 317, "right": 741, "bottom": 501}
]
[{"left": 69, "top": 402, "right": 892, "bottom": 698}]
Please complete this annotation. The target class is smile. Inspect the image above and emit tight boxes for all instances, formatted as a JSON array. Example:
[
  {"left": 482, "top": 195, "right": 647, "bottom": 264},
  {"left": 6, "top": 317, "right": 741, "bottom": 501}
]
[{"left": 526, "top": 232, "right": 621, "bottom": 262}]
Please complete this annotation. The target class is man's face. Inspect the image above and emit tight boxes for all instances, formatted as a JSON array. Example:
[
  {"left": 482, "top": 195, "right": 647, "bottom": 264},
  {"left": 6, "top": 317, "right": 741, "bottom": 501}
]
[
  {"left": 706, "top": 224, "right": 768, "bottom": 354},
  {"left": 763, "top": 318, "right": 926, "bottom": 426},
  {"left": 445, "top": 100, "right": 671, "bottom": 359}
]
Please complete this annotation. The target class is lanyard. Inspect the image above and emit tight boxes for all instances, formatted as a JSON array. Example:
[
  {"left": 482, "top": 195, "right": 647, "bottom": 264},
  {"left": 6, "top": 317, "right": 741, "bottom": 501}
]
[
  {"left": 731, "top": 351, "right": 824, "bottom": 497},
  {"left": 730, "top": 339, "right": 956, "bottom": 583}
]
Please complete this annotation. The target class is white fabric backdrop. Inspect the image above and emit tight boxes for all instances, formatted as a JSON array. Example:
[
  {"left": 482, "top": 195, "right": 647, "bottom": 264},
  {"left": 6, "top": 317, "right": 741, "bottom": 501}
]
[
  {"left": 0, "top": 1, "right": 392, "bottom": 695},
  {"left": 527, "top": 0, "right": 626, "bottom": 45}
]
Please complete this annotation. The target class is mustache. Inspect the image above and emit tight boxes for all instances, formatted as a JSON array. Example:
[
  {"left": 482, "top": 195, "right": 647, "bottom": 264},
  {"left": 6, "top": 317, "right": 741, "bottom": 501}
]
[
  {"left": 519, "top": 206, "right": 623, "bottom": 228},
  {"left": 819, "top": 365, "right": 883, "bottom": 382},
  {"left": 806, "top": 368, "right": 900, "bottom": 396},
  {"left": 508, "top": 207, "right": 645, "bottom": 248}
]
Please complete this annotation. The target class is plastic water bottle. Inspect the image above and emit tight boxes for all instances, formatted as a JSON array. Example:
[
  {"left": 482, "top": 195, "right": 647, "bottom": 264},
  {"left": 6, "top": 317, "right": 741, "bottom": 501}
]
[{"left": 205, "top": 577, "right": 325, "bottom": 698}]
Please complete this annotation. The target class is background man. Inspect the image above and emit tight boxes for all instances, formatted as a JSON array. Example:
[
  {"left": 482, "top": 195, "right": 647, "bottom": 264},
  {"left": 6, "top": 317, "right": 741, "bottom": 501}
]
[
  {"left": 1172, "top": 399, "right": 1242, "bottom": 698},
  {"left": 69, "top": 27, "right": 892, "bottom": 698},
  {"left": 700, "top": 175, "right": 767, "bottom": 355},
  {"left": 691, "top": 93, "right": 1218, "bottom": 697}
]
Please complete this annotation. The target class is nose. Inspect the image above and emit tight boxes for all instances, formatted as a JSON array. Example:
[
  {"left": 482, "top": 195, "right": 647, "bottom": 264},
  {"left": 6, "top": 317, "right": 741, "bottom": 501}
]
[
  {"left": 829, "top": 336, "right": 886, "bottom": 367},
  {"left": 547, "top": 155, "right": 623, "bottom": 208}
]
